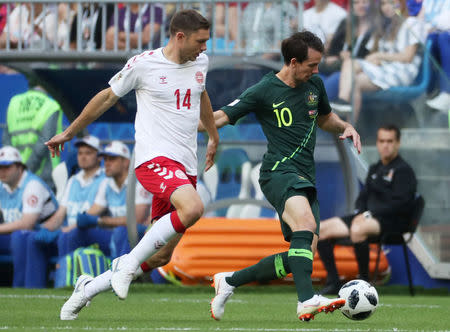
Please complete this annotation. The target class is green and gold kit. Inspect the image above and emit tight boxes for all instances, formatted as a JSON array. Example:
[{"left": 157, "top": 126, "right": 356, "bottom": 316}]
[{"left": 222, "top": 71, "right": 331, "bottom": 185}]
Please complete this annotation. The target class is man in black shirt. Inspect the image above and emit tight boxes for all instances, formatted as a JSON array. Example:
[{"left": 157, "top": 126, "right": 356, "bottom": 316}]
[{"left": 318, "top": 124, "right": 417, "bottom": 294}]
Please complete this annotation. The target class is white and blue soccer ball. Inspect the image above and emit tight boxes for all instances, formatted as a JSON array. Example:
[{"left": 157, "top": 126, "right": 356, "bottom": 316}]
[{"left": 338, "top": 279, "right": 379, "bottom": 320}]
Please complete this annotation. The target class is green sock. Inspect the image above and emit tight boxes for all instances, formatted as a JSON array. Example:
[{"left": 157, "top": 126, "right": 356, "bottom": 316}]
[
  {"left": 288, "top": 231, "right": 315, "bottom": 302},
  {"left": 226, "top": 252, "right": 290, "bottom": 287}
]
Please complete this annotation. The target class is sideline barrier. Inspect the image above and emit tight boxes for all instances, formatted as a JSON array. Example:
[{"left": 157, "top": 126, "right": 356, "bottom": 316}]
[{"left": 157, "top": 217, "right": 389, "bottom": 285}]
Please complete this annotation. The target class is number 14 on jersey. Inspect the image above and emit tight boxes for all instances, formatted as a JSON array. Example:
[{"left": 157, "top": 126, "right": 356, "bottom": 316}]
[{"left": 174, "top": 89, "right": 191, "bottom": 110}]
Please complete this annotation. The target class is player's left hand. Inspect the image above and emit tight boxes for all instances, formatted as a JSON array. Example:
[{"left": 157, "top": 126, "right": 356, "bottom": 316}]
[
  {"left": 339, "top": 126, "right": 361, "bottom": 154},
  {"left": 204, "top": 138, "right": 218, "bottom": 172}
]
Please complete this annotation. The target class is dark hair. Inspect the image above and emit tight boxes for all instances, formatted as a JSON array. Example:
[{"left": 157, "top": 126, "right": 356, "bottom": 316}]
[
  {"left": 378, "top": 124, "right": 401, "bottom": 140},
  {"left": 281, "top": 30, "right": 324, "bottom": 65},
  {"left": 169, "top": 9, "right": 211, "bottom": 36}
]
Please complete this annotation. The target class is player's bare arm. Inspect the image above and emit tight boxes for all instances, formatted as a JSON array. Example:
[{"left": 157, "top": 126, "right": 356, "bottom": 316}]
[
  {"left": 318, "top": 112, "right": 361, "bottom": 153},
  {"left": 198, "top": 109, "right": 230, "bottom": 131},
  {"left": 199, "top": 90, "right": 220, "bottom": 172},
  {"left": 45, "top": 88, "right": 120, "bottom": 157}
]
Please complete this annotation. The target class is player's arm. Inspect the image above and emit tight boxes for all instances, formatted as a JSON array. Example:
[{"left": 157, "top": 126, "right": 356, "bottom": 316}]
[
  {"left": 318, "top": 112, "right": 361, "bottom": 154},
  {"left": 200, "top": 90, "right": 220, "bottom": 172},
  {"left": 198, "top": 109, "right": 230, "bottom": 131},
  {"left": 45, "top": 87, "right": 120, "bottom": 157},
  {"left": 0, "top": 213, "right": 40, "bottom": 234}
]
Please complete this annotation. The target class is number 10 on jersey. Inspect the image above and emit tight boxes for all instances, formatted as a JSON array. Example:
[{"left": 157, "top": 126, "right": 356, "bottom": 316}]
[{"left": 174, "top": 89, "right": 191, "bottom": 110}]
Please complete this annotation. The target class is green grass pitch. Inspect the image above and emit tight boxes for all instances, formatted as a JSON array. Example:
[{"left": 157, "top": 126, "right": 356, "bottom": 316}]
[{"left": 0, "top": 284, "right": 449, "bottom": 331}]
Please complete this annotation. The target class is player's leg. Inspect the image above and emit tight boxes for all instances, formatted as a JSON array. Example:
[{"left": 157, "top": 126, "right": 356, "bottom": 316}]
[
  {"left": 317, "top": 215, "right": 352, "bottom": 294},
  {"left": 111, "top": 157, "right": 202, "bottom": 299},
  {"left": 350, "top": 214, "right": 381, "bottom": 281},
  {"left": 60, "top": 234, "right": 183, "bottom": 320},
  {"left": 211, "top": 251, "right": 291, "bottom": 320},
  {"left": 283, "top": 194, "right": 345, "bottom": 321}
]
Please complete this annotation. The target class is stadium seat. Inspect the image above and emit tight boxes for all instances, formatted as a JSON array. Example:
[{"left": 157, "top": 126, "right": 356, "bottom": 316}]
[
  {"left": 204, "top": 148, "right": 251, "bottom": 216},
  {"left": 372, "top": 193, "right": 425, "bottom": 296},
  {"left": 363, "top": 40, "right": 433, "bottom": 127},
  {"left": 240, "top": 163, "right": 277, "bottom": 218}
]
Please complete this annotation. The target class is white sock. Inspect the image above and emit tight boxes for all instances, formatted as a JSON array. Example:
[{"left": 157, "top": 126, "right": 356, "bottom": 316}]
[
  {"left": 129, "top": 212, "right": 177, "bottom": 263},
  {"left": 84, "top": 270, "right": 112, "bottom": 299},
  {"left": 84, "top": 265, "right": 144, "bottom": 299}
]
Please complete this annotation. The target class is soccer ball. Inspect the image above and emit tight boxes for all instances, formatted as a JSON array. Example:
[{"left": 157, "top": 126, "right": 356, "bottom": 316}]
[{"left": 338, "top": 279, "right": 379, "bottom": 320}]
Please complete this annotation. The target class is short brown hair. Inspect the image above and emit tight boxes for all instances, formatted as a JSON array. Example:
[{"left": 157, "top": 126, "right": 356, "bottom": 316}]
[
  {"left": 281, "top": 31, "right": 324, "bottom": 65},
  {"left": 169, "top": 9, "right": 211, "bottom": 36}
]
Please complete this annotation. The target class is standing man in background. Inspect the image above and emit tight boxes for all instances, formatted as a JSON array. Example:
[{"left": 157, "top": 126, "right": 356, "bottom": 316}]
[{"left": 3, "top": 85, "right": 63, "bottom": 191}]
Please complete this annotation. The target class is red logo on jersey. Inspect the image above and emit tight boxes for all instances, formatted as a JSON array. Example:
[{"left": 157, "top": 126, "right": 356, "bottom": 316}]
[
  {"left": 160, "top": 76, "right": 168, "bottom": 84},
  {"left": 27, "top": 195, "right": 38, "bottom": 207},
  {"left": 195, "top": 71, "right": 204, "bottom": 84}
]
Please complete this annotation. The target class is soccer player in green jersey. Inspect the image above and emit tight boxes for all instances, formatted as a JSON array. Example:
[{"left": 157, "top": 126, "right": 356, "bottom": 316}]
[{"left": 207, "top": 31, "right": 362, "bottom": 322}]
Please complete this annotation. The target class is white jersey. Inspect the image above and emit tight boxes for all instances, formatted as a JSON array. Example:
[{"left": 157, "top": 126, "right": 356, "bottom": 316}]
[{"left": 109, "top": 48, "right": 209, "bottom": 175}]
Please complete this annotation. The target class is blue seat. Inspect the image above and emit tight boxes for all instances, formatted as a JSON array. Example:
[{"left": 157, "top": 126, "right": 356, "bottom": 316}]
[
  {"left": 363, "top": 40, "right": 432, "bottom": 126},
  {"left": 213, "top": 148, "right": 250, "bottom": 216}
]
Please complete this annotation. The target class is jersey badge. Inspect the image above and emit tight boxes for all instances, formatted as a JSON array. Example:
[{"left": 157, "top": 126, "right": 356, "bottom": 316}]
[
  {"left": 306, "top": 92, "right": 318, "bottom": 106},
  {"left": 27, "top": 194, "right": 38, "bottom": 207},
  {"left": 195, "top": 71, "right": 204, "bottom": 84},
  {"left": 308, "top": 110, "right": 318, "bottom": 119},
  {"left": 159, "top": 76, "right": 168, "bottom": 84}
]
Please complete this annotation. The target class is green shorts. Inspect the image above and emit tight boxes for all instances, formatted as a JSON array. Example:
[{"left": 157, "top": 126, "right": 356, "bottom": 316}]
[{"left": 259, "top": 170, "right": 320, "bottom": 241}]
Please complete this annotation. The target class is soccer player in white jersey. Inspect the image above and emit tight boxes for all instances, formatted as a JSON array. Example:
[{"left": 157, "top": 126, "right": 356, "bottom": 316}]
[{"left": 46, "top": 9, "right": 219, "bottom": 302}]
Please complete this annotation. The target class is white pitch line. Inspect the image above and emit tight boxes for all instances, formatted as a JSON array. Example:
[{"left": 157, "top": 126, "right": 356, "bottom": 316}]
[{"left": 0, "top": 327, "right": 423, "bottom": 332}]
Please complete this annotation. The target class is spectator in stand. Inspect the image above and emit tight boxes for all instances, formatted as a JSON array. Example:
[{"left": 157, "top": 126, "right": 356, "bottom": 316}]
[
  {"left": 0, "top": 3, "right": 59, "bottom": 49},
  {"left": 304, "top": 0, "right": 349, "bottom": 10},
  {"left": 0, "top": 3, "right": 10, "bottom": 34},
  {"left": 241, "top": 1, "right": 298, "bottom": 59},
  {"left": 106, "top": 3, "right": 163, "bottom": 50},
  {"left": 33, "top": 135, "right": 105, "bottom": 258},
  {"left": 214, "top": 2, "right": 249, "bottom": 42},
  {"left": 69, "top": 3, "right": 113, "bottom": 50},
  {"left": 0, "top": 146, "right": 58, "bottom": 288},
  {"left": 303, "top": 0, "right": 347, "bottom": 49},
  {"left": 3, "top": 85, "right": 64, "bottom": 192},
  {"left": 331, "top": 0, "right": 427, "bottom": 121},
  {"left": 319, "top": 0, "right": 376, "bottom": 101},
  {"left": 63, "top": 140, "right": 152, "bottom": 259},
  {"left": 418, "top": 0, "right": 450, "bottom": 113}
]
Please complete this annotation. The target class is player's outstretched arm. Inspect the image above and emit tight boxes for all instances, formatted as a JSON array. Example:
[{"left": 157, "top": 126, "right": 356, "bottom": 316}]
[
  {"left": 45, "top": 88, "right": 120, "bottom": 157},
  {"left": 318, "top": 112, "right": 361, "bottom": 154},
  {"left": 200, "top": 91, "right": 220, "bottom": 172}
]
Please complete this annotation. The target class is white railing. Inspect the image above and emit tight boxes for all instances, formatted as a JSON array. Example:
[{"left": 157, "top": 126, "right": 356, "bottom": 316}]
[{"left": 0, "top": 0, "right": 305, "bottom": 61}]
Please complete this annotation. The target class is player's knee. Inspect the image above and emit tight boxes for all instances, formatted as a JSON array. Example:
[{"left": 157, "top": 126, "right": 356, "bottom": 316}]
[{"left": 178, "top": 201, "right": 204, "bottom": 227}]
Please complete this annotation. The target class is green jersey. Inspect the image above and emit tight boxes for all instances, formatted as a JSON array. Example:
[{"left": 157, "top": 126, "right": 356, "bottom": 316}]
[{"left": 222, "top": 72, "right": 331, "bottom": 185}]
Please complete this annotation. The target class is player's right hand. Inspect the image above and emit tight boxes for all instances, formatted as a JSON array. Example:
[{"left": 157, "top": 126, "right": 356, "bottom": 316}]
[
  {"left": 45, "top": 132, "right": 72, "bottom": 158},
  {"left": 204, "top": 137, "right": 218, "bottom": 172}
]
